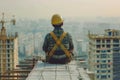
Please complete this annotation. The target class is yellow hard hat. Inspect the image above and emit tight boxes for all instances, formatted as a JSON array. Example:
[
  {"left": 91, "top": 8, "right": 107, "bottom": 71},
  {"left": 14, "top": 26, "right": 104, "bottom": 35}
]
[{"left": 51, "top": 14, "right": 63, "bottom": 25}]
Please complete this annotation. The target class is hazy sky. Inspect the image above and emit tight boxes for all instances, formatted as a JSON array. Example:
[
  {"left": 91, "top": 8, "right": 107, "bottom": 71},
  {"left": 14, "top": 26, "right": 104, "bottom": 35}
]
[{"left": 0, "top": 0, "right": 120, "bottom": 19}]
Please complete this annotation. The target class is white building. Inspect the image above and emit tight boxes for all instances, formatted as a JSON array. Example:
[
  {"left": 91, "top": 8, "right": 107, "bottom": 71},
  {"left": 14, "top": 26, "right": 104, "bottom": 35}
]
[{"left": 88, "top": 29, "right": 120, "bottom": 80}]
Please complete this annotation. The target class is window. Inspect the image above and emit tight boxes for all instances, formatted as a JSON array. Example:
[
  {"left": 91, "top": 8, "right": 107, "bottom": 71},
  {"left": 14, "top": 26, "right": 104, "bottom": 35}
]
[
  {"left": 108, "top": 75, "right": 110, "bottom": 78},
  {"left": 96, "top": 45, "right": 101, "bottom": 48},
  {"left": 108, "top": 65, "right": 110, "bottom": 68},
  {"left": 97, "top": 60, "right": 99, "bottom": 63},
  {"left": 8, "top": 59, "right": 10, "bottom": 62},
  {"left": 96, "top": 50, "right": 100, "bottom": 53},
  {"left": 101, "top": 54, "right": 107, "bottom": 58},
  {"left": 8, "top": 54, "right": 10, "bottom": 57},
  {"left": 7, "top": 50, "right": 10, "bottom": 53},
  {"left": 96, "top": 39, "right": 100, "bottom": 43},
  {"left": 108, "top": 32, "right": 112, "bottom": 36},
  {"left": 113, "top": 39, "right": 119, "bottom": 43},
  {"left": 101, "top": 50, "right": 107, "bottom": 53},
  {"left": 101, "top": 64, "right": 107, "bottom": 68},
  {"left": 102, "top": 45, "right": 105, "bottom": 47},
  {"left": 106, "top": 45, "right": 110, "bottom": 48},
  {"left": 107, "top": 50, "right": 111, "bottom": 52},
  {"left": 97, "top": 55, "right": 99, "bottom": 58},
  {"left": 102, "top": 60, "right": 106, "bottom": 63},
  {"left": 7, "top": 45, "right": 10, "bottom": 48},
  {"left": 101, "top": 70, "right": 106, "bottom": 73},
  {"left": 101, "top": 75, "right": 107, "bottom": 79},
  {"left": 97, "top": 70, "right": 99, "bottom": 73},
  {"left": 97, "top": 75, "right": 99, "bottom": 78},
  {"left": 108, "top": 70, "right": 111, "bottom": 73},
  {"left": 106, "top": 40, "right": 110, "bottom": 43},
  {"left": 108, "top": 60, "right": 111, "bottom": 62},
  {"left": 102, "top": 40, "right": 105, "bottom": 43},
  {"left": 97, "top": 65, "right": 99, "bottom": 68},
  {"left": 113, "top": 44, "right": 119, "bottom": 47},
  {"left": 8, "top": 68, "right": 10, "bottom": 71},
  {"left": 8, "top": 64, "right": 10, "bottom": 67},
  {"left": 7, "top": 40, "right": 10, "bottom": 43},
  {"left": 113, "top": 49, "right": 119, "bottom": 52}
]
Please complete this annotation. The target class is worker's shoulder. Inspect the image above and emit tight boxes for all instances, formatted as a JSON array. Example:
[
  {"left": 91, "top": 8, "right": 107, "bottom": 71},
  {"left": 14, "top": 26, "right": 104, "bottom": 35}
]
[
  {"left": 45, "top": 33, "right": 52, "bottom": 39},
  {"left": 65, "top": 32, "right": 72, "bottom": 37},
  {"left": 66, "top": 32, "right": 71, "bottom": 35},
  {"left": 45, "top": 31, "right": 72, "bottom": 37},
  {"left": 46, "top": 33, "right": 51, "bottom": 36}
]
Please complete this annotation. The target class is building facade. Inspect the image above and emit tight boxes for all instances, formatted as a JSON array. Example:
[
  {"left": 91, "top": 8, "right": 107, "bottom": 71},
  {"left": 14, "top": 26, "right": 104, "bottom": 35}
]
[
  {"left": 88, "top": 29, "right": 120, "bottom": 80},
  {"left": 0, "top": 26, "right": 18, "bottom": 79}
]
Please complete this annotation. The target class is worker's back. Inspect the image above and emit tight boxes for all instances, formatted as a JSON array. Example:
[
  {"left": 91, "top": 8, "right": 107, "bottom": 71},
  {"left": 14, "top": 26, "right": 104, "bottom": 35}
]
[{"left": 42, "top": 14, "right": 74, "bottom": 64}]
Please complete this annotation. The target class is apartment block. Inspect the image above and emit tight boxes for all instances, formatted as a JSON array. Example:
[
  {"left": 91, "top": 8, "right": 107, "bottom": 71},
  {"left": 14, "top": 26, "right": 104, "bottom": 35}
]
[
  {"left": 0, "top": 26, "right": 18, "bottom": 79},
  {"left": 88, "top": 29, "right": 120, "bottom": 80}
]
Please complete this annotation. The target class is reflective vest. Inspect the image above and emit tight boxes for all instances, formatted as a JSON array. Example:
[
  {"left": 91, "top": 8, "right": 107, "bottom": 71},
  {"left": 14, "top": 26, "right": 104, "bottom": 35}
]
[{"left": 47, "top": 31, "right": 72, "bottom": 61}]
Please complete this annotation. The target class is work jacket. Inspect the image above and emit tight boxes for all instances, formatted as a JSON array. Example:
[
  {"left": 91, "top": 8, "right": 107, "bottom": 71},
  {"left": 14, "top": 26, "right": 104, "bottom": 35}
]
[{"left": 42, "top": 27, "right": 74, "bottom": 64}]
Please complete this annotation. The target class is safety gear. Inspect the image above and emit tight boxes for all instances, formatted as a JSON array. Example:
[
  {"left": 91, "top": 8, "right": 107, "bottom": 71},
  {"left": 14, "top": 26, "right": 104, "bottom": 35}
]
[
  {"left": 47, "top": 32, "right": 72, "bottom": 62},
  {"left": 51, "top": 14, "right": 63, "bottom": 25},
  {"left": 42, "top": 27, "right": 74, "bottom": 64}
]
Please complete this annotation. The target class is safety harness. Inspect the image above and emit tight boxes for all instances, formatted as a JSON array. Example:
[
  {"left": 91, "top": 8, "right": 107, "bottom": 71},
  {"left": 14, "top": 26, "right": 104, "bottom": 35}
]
[{"left": 47, "top": 31, "right": 71, "bottom": 61}]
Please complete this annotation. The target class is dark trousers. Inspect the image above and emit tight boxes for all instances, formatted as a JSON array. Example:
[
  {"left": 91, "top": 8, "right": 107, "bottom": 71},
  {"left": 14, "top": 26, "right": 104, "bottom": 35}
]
[{"left": 48, "top": 57, "right": 71, "bottom": 64}]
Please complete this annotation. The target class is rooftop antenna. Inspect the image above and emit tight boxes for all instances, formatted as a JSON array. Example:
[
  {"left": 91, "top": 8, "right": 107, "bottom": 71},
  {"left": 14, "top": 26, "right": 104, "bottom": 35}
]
[
  {"left": 11, "top": 15, "right": 16, "bottom": 25},
  {"left": 1, "top": 13, "right": 5, "bottom": 27},
  {"left": 0, "top": 12, "right": 16, "bottom": 28}
]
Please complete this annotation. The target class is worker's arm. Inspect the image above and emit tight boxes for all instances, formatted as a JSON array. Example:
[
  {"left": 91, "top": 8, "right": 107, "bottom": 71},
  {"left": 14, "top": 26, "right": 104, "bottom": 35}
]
[
  {"left": 42, "top": 34, "right": 49, "bottom": 53},
  {"left": 68, "top": 33, "right": 74, "bottom": 55}
]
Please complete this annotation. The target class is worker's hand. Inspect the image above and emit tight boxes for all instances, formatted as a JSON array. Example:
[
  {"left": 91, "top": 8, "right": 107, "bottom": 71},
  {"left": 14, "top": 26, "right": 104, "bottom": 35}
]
[
  {"left": 69, "top": 51, "right": 74, "bottom": 56},
  {"left": 71, "top": 52, "right": 74, "bottom": 56}
]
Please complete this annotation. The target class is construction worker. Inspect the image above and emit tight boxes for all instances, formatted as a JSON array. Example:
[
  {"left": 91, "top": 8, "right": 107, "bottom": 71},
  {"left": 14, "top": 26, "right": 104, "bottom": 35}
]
[{"left": 43, "top": 14, "right": 74, "bottom": 64}]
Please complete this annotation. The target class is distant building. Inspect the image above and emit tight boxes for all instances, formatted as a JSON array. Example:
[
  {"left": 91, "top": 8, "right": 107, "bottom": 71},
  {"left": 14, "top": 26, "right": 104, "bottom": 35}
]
[
  {"left": 0, "top": 26, "right": 18, "bottom": 79},
  {"left": 76, "top": 39, "right": 88, "bottom": 62},
  {"left": 88, "top": 29, "right": 120, "bottom": 80},
  {"left": 76, "top": 39, "right": 83, "bottom": 56}
]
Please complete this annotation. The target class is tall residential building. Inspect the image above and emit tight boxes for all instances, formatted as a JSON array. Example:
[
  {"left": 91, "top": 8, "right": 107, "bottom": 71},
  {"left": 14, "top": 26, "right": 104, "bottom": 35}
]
[
  {"left": 88, "top": 29, "right": 120, "bottom": 80},
  {"left": 0, "top": 26, "right": 18, "bottom": 79}
]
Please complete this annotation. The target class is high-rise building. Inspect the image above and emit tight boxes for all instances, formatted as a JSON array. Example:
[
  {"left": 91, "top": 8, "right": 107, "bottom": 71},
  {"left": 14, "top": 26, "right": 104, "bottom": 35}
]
[
  {"left": 0, "top": 26, "right": 18, "bottom": 79},
  {"left": 0, "top": 13, "right": 18, "bottom": 79},
  {"left": 88, "top": 29, "right": 120, "bottom": 80}
]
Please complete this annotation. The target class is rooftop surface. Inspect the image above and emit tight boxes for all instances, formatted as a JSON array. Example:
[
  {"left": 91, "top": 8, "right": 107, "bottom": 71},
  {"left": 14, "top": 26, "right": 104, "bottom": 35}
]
[{"left": 26, "top": 61, "right": 91, "bottom": 80}]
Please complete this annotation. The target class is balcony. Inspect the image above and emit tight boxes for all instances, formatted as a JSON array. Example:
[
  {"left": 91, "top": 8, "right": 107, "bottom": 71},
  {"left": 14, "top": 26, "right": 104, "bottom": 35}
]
[{"left": 113, "top": 47, "right": 119, "bottom": 50}]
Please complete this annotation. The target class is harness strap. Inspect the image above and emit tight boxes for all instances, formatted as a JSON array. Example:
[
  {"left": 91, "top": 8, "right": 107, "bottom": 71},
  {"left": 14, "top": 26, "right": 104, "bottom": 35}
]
[{"left": 48, "top": 32, "right": 71, "bottom": 59}]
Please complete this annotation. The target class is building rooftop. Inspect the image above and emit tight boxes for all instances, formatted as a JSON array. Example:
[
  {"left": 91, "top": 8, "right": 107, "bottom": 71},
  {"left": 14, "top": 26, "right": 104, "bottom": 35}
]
[
  {"left": 26, "top": 61, "right": 91, "bottom": 80},
  {"left": 88, "top": 29, "right": 120, "bottom": 39}
]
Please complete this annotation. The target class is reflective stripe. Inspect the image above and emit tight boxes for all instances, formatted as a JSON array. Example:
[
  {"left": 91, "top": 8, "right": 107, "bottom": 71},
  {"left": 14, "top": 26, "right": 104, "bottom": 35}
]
[
  {"left": 49, "top": 44, "right": 58, "bottom": 57},
  {"left": 60, "top": 44, "right": 71, "bottom": 58}
]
